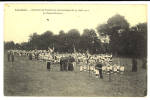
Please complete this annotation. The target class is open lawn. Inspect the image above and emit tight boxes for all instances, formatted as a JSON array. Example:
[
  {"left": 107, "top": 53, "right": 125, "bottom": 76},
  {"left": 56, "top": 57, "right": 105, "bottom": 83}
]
[{"left": 4, "top": 53, "right": 147, "bottom": 97}]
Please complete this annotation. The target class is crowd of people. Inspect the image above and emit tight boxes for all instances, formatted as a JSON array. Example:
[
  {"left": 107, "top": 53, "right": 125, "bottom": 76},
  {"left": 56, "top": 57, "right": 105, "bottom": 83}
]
[{"left": 7, "top": 49, "right": 125, "bottom": 79}]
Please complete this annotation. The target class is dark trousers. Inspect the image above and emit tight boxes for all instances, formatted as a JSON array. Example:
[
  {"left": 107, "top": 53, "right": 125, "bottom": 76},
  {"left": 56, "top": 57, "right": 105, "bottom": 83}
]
[
  {"left": 8, "top": 55, "right": 10, "bottom": 62},
  {"left": 11, "top": 55, "right": 14, "bottom": 62},
  {"left": 63, "top": 63, "right": 68, "bottom": 71},
  {"left": 99, "top": 69, "right": 103, "bottom": 79},
  {"left": 47, "top": 62, "right": 51, "bottom": 71},
  {"left": 29, "top": 55, "right": 32, "bottom": 60},
  {"left": 68, "top": 63, "right": 74, "bottom": 71},
  {"left": 60, "top": 64, "right": 63, "bottom": 71}
]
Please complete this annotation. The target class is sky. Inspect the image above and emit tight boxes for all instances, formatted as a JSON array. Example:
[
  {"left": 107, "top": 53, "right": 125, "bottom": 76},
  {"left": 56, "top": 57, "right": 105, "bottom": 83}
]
[{"left": 4, "top": 4, "right": 147, "bottom": 43}]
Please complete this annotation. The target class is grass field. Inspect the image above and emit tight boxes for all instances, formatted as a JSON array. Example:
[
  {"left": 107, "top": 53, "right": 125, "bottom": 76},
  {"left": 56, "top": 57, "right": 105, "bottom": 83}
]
[{"left": 4, "top": 53, "right": 147, "bottom": 97}]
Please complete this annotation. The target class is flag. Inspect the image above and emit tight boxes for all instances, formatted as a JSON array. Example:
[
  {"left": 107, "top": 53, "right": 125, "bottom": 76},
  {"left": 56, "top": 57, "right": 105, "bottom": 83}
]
[
  {"left": 73, "top": 44, "right": 76, "bottom": 53},
  {"left": 52, "top": 43, "right": 55, "bottom": 52},
  {"left": 48, "top": 47, "right": 54, "bottom": 53},
  {"left": 86, "top": 50, "right": 90, "bottom": 55}
]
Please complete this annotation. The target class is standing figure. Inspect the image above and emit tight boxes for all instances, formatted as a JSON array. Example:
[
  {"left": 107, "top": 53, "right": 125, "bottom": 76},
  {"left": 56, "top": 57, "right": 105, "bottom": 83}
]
[
  {"left": 37, "top": 53, "right": 39, "bottom": 60},
  {"left": 142, "top": 57, "right": 147, "bottom": 69},
  {"left": 7, "top": 51, "right": 11, "bottom": 62},
  {"left": 95, "top": 63, "right": 103, "bottom": 79},
  {"left": 11, "top": 52, "right": 14, "bottom": 62},
  {"left": 60, "top": 57, "right": 64, "bottom": 71},
  {"left": 47, "top": 61, "right": 51, "bottom": 71},
  {"left": 29, "top": 53, "right": 32, "bottom": 60},
  {"left": 63, "top": 57, "right": 68, "bottom": 71},
  {"left": 68, "top": 56, "right": 75, "bottom": 71},
  {"left": 132, "top": 58, "right": 137, "bottom": 72}
]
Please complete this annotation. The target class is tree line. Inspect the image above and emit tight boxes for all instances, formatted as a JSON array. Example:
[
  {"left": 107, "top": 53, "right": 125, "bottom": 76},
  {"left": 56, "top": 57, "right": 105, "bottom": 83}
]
[{"left": 4, "top": 14, "right": 147, "bottom": 59}]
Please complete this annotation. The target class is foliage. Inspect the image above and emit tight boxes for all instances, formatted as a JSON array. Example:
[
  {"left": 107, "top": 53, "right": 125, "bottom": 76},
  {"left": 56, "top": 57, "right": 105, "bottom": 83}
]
[
  {"left": 4, "top": 14, "right": 147, "bottom": 59},
  {"left": 96, "top": 14, "right": 147, "bottom": 58}
]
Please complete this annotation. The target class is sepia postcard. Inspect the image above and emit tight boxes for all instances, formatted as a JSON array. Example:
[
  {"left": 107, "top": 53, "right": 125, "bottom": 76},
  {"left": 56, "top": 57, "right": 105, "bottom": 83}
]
[{"left": 3, "top": 3, "right": 148, "bottom": 97}]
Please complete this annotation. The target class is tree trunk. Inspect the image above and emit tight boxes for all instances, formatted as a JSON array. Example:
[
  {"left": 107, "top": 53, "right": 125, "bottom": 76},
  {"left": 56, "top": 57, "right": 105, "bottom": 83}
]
[
  {"left": 142, "top": 57, "right": 147, "bottom": 69},
  {"left": 132, "top": 58, "right": 137, "bottom": 72}
]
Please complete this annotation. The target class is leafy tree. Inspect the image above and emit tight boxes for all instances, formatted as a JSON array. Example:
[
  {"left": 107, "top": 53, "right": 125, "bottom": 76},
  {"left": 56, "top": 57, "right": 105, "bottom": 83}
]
[
  {"left": 80, "top": 29, "right": 101, "bottom": 54},
  {"left": 15, "top": 43, "right": 21, "bottom": 49},
  {"left": 129, "top": 23, "right": 147, "bottom": 69},
  {"left": 96, "top": 14, "right": 147, "bottom": 72},
  {"left": 28, "top": 32, "right": 40, "bottom": 50},
  {"left": 4, "top": 41, "right": 15, "bottom": 50},
  {"left": 28, "top": 31, "right": 54, "bottom": 50},
  {"left": 56, "top": 30, "right": 67, "bottom": 53},
  {"left": 97, "top": 14, "right": 130, "bottom": 56},
  {"left": 66, "top": 29, "right": 80, "bottom": 53}
]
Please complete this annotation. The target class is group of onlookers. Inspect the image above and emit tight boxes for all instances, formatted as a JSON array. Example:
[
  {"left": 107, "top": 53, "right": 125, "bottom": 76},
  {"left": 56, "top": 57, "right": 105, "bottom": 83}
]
[{"left": 7, "top": 49, "right": 125, "bottom": 79}]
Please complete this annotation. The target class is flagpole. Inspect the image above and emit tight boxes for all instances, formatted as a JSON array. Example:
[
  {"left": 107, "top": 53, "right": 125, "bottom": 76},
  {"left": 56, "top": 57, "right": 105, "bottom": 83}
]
[{"left": 73, "top": 44, "right": 77, "bottom": 73}]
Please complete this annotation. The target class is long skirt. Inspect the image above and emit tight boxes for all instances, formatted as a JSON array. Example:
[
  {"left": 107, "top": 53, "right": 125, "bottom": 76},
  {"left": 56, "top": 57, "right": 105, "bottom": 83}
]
[
  {"left": 63, "top": 63, "right": 68, "bottom": 71},
  {"left": 68, "top": 63, "right": 74, "bottom": 71},
  {"left": 60, "top": 64, "right": 63, "bottom": 71}
]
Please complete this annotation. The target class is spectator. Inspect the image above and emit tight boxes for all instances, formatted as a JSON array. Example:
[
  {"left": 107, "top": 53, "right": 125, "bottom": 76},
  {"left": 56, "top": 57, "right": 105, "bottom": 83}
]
[
  {"left": 95, "top": 63, "right": 103, "bottom": 79},
  {"left": 47, "top": 61, "right": 51, "bottom": 71}
]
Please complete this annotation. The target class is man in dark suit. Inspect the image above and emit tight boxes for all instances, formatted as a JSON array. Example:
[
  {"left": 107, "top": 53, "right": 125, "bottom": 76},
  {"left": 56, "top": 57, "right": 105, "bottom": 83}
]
[
  {"left": 95, "top": 62, "right": 103, "bottom": 79},
  {"left": 29, "top": 53, "right": 32, "bottom": 60},
  {"left": 60, "top": 58, "right": 63, "bottom": 71},
  {"left": 68, "top": 56, "right": 75, "bottom": 71},
  {"left": 47, "top": 61, "right": 51, "bottom": 71},
  {"left": 132, "top": 58, "right": 137, "bottom": 72},
  {"left": 11, "top": 52, "right": 15, "bottom": 62}
]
